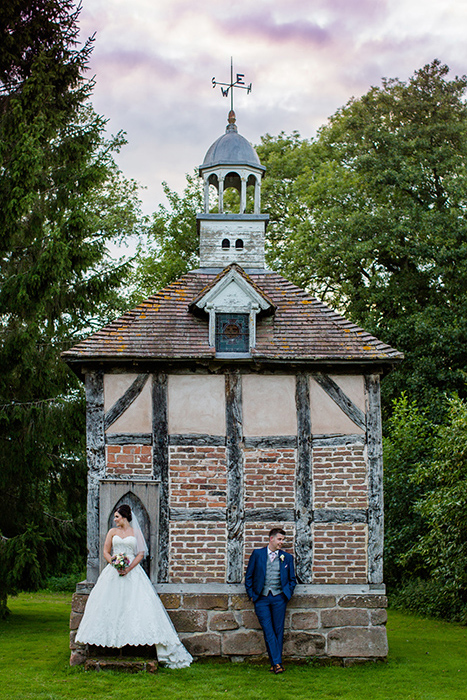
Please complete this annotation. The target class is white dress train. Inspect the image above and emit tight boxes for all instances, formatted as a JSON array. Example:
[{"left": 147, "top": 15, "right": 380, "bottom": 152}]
[{"left": 75, "top": 535, "right": 192, "bottom": 669}]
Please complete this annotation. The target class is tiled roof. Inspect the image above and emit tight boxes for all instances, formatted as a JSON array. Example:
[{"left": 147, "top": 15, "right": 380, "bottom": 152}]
[{"left": 62, "top": 268, "right": 403, "bottom": 365}]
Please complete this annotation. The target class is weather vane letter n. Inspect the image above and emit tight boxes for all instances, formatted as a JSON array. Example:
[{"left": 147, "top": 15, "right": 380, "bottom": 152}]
[{"left": 212, "top": 58, "right": 252, "bottom": 112}]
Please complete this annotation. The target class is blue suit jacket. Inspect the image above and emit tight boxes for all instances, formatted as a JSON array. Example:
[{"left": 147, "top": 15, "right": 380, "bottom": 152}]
[{"left": 245, "top": 547, "right": 297, "bottom": 603}]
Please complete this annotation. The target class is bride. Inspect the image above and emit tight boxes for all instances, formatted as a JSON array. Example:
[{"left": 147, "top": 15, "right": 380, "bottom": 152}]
[{"left": 75, "top": 504, "right": 192, "bottom": 668}]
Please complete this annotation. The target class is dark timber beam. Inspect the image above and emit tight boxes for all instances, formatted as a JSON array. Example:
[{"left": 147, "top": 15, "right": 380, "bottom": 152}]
[
  {"left": 365, "top": 374, "right": 384, "bottom": 584},
  {"left": 105, "top": 433, "right": 152, "bottom": 445},
  {"left": 313, "top": 373, "right": 366, "bottom": 431},
  {"left": 314, "top": 508, "right": 367, "bottom": 523},
  {"left": 104, "top": 373, "right": 149, "bottom": 431},
  {"left": 225, "top": 371, "right": 244, "bottom": 583},
  {"left": 169, "top": 434, "right": 225, "bottom": 446},
  {"left": 85, "top": 370, "right": 105, "bottom": 583},
  {"left": 153, "top": 372, "right": 169, "bottom": 582},
  {"left": 295, "top": 373, "right": 313, "bottom": 583},
  {"left": 244, "top": 436, "right": 297, "bottom": 449},
  {"left": 170, "top": 508, "right": 227, "bottom": 522},
  {"left": 312, "top": 434, "right": 365, "bottom": 447}
]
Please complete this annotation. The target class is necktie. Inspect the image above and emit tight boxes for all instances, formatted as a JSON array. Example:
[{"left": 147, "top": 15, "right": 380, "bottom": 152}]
[{"left": 269, "top": 551, "right": 277, "bottom": 563}]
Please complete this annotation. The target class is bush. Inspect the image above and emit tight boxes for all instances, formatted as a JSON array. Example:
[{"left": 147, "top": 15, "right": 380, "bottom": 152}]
[
  {"left": 43, "top": 568, "right": 85, "bottom": 592},
  {"left": 391, "top": 578, "right": 467, "bottom": 623}
]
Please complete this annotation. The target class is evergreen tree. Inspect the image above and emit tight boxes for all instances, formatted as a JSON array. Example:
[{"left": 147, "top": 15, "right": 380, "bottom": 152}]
[
  {"left": 257, "top": 61, "right": 467, "bottom": 417},
  {"left": 131, "top": 174, "right": 201, "bottom": 301},
  {"left": 0, "top": 0, "right": 143, "bottom": 616}
]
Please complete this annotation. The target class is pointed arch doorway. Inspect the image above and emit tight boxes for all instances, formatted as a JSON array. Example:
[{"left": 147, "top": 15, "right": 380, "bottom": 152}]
[{"left": 99, "top": 480, "right": 160, "bottom": 584}]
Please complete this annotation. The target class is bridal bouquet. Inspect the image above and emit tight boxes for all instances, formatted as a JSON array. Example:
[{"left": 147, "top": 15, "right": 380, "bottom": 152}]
[{"left": 112, "top": 554, "right": 130, "bottom": 572}]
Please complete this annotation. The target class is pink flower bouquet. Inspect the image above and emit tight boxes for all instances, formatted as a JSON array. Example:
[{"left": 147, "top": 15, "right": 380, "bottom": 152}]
[{"left": 111, "top": 554, "right": 130, "bottom": 572}]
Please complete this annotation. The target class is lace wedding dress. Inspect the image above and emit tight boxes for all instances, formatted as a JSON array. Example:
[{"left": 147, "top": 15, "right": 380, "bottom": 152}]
[{"left": 75, "top": 535, "right": 192, "bottom": 668}]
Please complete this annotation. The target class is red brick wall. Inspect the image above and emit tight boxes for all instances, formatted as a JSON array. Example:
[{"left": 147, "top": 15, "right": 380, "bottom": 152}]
[
  {"left": 169, "top": 522, "right": 227, "bottom": 582},
  {"left": 105, "top": 445, "right": 152, "bottom": 477},
  {"left": 169, "top": 446, "right": 227, "bottom": 509},
  {"left": 106, "top": 442, "right": 371, "bottom": 585},
  {"left": 244, "top": 449, "right": 295, "bottom": 509},
  {"left": 313, "top": 445, "right": 368, "bottom": 509},
  {"left": 312, "top": 523, "right": 367, "bottom": 584}
]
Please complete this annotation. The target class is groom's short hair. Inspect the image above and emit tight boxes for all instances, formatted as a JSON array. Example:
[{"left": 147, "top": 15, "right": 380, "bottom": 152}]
[{"left": 269, "top": 528, "right": 286, "bottom": 539}]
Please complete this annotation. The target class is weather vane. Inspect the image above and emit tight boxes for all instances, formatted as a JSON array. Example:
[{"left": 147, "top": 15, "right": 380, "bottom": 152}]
[{"left": 212, "top": 58, "right": 252, "bottom": 112}]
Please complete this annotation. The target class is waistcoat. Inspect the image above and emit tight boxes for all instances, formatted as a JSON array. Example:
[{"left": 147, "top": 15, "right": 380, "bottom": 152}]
[{"left": 261, "top": 554, "right": 282, "bottom": 596}]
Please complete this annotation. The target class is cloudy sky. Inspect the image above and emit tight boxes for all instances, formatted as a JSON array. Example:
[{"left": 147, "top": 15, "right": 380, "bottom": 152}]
[{"left": 79, "top": 0, "right": 467, "bottom": 214}]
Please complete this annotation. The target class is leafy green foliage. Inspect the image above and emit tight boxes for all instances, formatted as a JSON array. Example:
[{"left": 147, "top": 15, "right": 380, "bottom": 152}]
[
  {"left": 257, "top": 60, "right": 467, "bottom": 417},
  {"left": 405, "top": 396, "right": 467, "bottom": 620},
  {"left": 383, "top": 394, "right": 436, "bottom": 587},
  {"left": 0, "top": 0, "right": 143, "bottom": 615},
  {"left": 386, "top": 394, "right": 467, "bottom": 621},
  {"left": 131, "top": 174, "right": 200, "bottom": 301}
]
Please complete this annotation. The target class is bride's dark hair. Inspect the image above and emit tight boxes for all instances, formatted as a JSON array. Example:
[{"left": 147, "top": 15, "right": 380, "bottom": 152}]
[{"left": 116, "top": 504, "right": 132, "bottom": 521}]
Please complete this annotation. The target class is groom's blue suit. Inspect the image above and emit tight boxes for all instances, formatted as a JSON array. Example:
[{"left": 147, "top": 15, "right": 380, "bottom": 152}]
[{"left": 245, "top": 547, "right": 296, "bottom": 667}]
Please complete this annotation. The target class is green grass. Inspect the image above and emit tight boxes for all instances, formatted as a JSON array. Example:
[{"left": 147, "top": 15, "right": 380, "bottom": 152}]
[{"left": 1, "top": 592, "right": 467, "bottom": 699}]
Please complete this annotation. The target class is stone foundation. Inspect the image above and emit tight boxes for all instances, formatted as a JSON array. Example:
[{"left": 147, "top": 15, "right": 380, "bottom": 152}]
[{"left": 70, "top": 583, "right": 387, "bottom": 666}]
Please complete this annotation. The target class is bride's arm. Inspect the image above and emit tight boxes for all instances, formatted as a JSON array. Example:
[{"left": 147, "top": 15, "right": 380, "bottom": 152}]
[{"left": 103, "top": 529, "right": 116, "bottom": 564}]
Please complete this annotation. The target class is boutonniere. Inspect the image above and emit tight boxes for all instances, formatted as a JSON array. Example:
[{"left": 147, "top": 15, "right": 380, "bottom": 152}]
[{"left": 280, "top": 554, "right": 285, "bottom": 562}]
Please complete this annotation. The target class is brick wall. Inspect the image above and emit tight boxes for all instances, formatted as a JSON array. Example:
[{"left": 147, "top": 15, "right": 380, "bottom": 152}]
[
  {"left": 105, "top": 445, "right": 152, "bottom": 477},
  {"left": 105, "top": 443, "right": 370, "bottom": 585},
  {"left": 169, "top": 446, "right": 227, "bottom": 508},
  {"left": 169, "top": 523, "right": 227, "bottom": 582},
  {"left": 312, "top": 523, "right": 367, "bottom": 584},
  {"left": 244, "top": 449, "right": 295, "bottom": 509},
  {"left": 313, "top": 445, "right": 368, "bottom": 509}
]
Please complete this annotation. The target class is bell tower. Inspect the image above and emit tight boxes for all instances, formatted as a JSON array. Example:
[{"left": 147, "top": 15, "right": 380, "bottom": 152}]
[{"left": 197, "top": 110, "right": 269, "bottom": 270}]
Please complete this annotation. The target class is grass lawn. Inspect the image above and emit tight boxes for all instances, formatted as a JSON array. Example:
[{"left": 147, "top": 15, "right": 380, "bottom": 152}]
[{"left": 1, "top": 592, "right": 466, "bottom": 700}]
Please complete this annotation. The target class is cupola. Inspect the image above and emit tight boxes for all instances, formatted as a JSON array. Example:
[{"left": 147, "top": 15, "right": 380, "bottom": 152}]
[{"left": 196, "top": 111, "right": 269, "bottom": 270}]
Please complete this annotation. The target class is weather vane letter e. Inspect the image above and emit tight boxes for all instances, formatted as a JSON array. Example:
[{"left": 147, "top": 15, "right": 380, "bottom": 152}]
[{"left": 212, "top": 58, "right": 252, "bottom": 112}]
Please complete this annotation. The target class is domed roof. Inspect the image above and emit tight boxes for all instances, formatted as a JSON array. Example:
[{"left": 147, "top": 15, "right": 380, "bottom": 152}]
[{"left": 200, "top": 111, "right": 265, "bottom": 173}]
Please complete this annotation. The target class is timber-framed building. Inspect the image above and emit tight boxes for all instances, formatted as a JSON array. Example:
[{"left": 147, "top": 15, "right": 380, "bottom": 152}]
[{"left": 66, "top": 110, "right": 403, "bottom": 665}]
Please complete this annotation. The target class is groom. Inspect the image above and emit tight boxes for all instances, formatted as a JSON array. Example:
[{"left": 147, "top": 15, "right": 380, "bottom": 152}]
[{"left": 245, "top": 528, "right": 296, "bottom": 674}]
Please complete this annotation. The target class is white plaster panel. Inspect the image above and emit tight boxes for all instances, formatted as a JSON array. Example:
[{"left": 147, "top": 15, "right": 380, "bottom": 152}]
[
  {"left": 168, "top": 375, "right": 226, "bottom": 435},
  {"left": 242, "top": 375, "right": 297, "bottom": 436},
  {"left": 104, "top": 373, "right": 138, "bottom": 411},
  {"left": 310, "top": 377, "right": 364, "bottom": 435},
  {"left": 330, "top": 375, "right": 366, "bottom": 412},
  {"left": 104, "top": 374, "right": 152, "bottom": 434}
]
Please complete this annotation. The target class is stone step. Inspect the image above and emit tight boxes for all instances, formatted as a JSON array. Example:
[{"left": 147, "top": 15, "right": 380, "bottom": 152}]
[{"left": 84, "top": 658, "right": 158, "bottom": 673}]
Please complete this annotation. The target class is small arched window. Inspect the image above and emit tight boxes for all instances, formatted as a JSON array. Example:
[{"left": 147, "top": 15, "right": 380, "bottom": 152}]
[
  {"left": 235, "top": 239, "right": 244, "bottom": 249},
  {"left": 222, "top": 239, "right": 230, "bottom": 249}
]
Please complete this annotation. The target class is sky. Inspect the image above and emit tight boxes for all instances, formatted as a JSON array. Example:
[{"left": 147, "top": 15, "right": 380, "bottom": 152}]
[{"left": 79, "top": 0, "right": 467, "bottom": 215}]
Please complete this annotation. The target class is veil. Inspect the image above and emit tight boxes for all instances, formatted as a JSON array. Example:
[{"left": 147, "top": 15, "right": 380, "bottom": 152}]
[{"left": 131, "top": 511, "right": 149, "bottom": 558}]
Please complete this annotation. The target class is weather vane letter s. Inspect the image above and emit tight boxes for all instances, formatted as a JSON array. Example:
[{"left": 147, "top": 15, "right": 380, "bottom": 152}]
[{"left": 212, "top": 58, "right": 252, "bottom": 112}]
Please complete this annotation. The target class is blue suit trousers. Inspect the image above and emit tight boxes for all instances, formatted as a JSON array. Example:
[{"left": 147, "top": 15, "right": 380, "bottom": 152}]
[{"left": 254, "top": 592, "right": 287, "bottom": 665}]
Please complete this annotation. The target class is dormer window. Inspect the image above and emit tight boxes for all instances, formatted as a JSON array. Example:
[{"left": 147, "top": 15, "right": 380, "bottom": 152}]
[
  {"left": 235, "top": 239, "right": 244, "bottom": 249},
  {"left": 189, "top": 264, "right": 275, "bottom": 357},
  {"left": 222, "top": 239, "right": 230, "bottom": 249},
  {"left": 216, "top": 313, "right": 249, "bottom": 353}
]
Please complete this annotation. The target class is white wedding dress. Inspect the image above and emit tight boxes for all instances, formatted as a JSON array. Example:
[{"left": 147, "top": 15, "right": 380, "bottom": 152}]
[{"left": 75, "top": 535, "right": 192, "bottom": 668}]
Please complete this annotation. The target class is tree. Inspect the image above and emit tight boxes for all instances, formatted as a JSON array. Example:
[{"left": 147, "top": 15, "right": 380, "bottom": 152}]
[
  {"left": 389, "top": 395, "right": 467, "bottom": 621},
  {"left": 382, "top": 394, "right": 436, "bottom": 587},
  {"left": 0, "top": 0, "right": 143, "bottom": 616},
  {"left": 257, "top": 60, "right": 467, "bottom": 417},
  {"left": 131, "top": 173, "right": 201, "bottom": 301}
]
